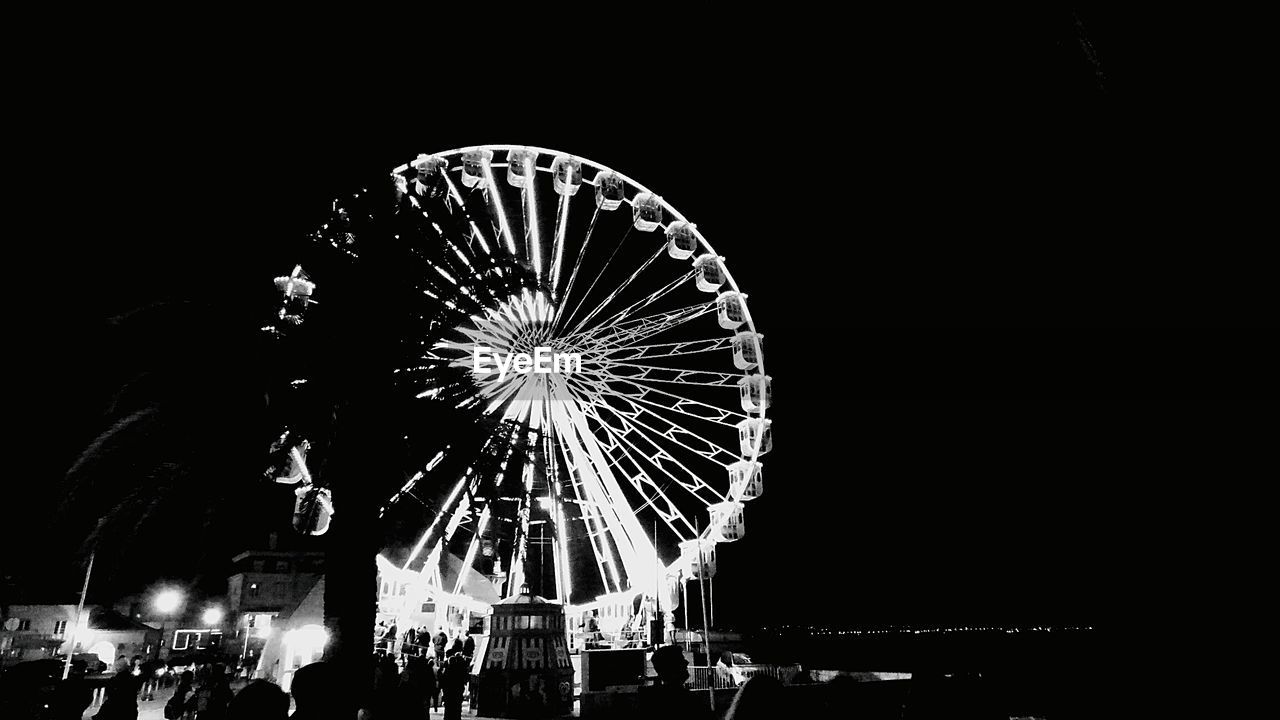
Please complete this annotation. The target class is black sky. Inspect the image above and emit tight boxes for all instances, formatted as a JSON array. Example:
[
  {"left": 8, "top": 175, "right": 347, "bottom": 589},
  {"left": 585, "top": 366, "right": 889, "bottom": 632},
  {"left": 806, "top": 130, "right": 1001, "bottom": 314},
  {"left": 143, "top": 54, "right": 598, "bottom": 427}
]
[{"left": 8, "top": 9, "right": 1272, "bottom": 629}]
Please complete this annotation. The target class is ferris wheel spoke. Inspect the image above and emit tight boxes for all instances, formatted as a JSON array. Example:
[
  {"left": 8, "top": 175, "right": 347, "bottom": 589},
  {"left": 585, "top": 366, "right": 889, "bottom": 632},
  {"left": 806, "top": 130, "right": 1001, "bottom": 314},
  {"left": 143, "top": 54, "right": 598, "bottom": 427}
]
[
  {"left": 584, "top": 363, "right": 742, "bottom": 387},
  {"left": 595, "top": 336, "right": 735, "bottom": 363},
  {"left": 553, "top": 437, "right": 615, "bottom": 594},
  {"left": 570, "top": 371, "right": 745, "bottom": 428},
  {"left": 578, "top": 404, "right": 714, "bottom": 534},
  {"left": 380, "top": 448, "right": 450, "bottom": 518},
  {"left": 569, "top": 369, "right": 748, "bottom": 426},
  {"left": 566, "top": 245, "right": 666, "bottom": 338},
  {"left": 556, "top": 419, "right": 628, "bottom": 594},
  {"left": 572, "top": 301, "right": 715, "bottom": 353},
  {"left": 520, "top": 179, "right": 544, "bottom": 283},
  {"left": 442, "top": 174, "right": 493, "bottom": 256},
  {"left": 584, "top": 426, "right": 700, "bottom": 543},
  {"left": 480, "top": 163, "right": 519, "bottom": 257},
  {"left": 559, "top": 225, "right": 633, "bottom": 336},
  {"left": 400, "top": 427, "right": 512, "bottom": 572},
  {"left": 550, "top": 191, "right": 571, "bottom": 297},
  {"left": 550, "top": 385, "right": 659, "bottom": 590},
  {"left": 566, "top": 297, "right": 702, "bottom": 349},
  {"left": 579, "top": 271, "right": 701, "bottom": 345},
  {"left": 452, "top": 505, "right": 493, "bottom": 597},
  {"left": 553, "top": 207, "right": 600, "bottom": 331},
  {"left": 564, "top": 376, "right": 740, "bottom": 467}
]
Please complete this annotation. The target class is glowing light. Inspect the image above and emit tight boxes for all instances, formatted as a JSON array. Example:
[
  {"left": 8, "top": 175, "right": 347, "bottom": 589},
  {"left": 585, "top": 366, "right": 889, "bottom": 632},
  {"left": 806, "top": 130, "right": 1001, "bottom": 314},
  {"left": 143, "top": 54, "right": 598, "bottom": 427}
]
[
  {"left": 154, "top": 589, "right": 182, "bottom": 614},
  {"left": 526, "top": 154, "right": 543, "bottom": 280},
  {"left": 202, "top": 607, "right": 224, "bottom": 626},
  {"left": 482, "top": 163, "right": 518, "bottom": 256},
  {"left": 443, "top": 174, "right": 491, "bottom": 255},
  {"left": 551, "top": 192, "right": 570, "bottom": 292}
]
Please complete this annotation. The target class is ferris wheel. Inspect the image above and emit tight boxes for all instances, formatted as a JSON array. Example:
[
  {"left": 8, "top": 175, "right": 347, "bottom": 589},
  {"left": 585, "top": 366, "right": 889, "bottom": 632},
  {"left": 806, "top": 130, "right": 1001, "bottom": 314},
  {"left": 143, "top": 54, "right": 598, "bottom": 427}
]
[{"left": 349, "top": 145, "right": 772, "bottom": 637}]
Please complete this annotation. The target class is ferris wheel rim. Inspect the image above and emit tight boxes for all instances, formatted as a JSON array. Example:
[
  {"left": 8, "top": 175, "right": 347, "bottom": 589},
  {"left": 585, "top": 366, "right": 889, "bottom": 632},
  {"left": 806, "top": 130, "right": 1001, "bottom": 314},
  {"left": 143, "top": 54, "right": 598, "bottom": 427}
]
[{"left": 393, "top": 143, "right": 771, "bottom": 601}]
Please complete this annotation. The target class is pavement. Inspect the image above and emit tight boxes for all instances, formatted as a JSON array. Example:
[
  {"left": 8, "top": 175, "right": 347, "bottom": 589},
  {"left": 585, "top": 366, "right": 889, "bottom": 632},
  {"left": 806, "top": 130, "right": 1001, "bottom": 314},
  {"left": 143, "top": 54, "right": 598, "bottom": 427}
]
[{"left": 83, "top": 684, "right": 577, "bottom": 719}]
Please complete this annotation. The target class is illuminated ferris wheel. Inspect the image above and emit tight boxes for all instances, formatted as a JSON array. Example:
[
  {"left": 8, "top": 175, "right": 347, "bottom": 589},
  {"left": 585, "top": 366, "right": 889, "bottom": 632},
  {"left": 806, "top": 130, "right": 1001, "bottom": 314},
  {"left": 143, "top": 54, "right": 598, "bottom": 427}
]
[{"left": 352, "top": 145, "right": 772, "bottom": 639}]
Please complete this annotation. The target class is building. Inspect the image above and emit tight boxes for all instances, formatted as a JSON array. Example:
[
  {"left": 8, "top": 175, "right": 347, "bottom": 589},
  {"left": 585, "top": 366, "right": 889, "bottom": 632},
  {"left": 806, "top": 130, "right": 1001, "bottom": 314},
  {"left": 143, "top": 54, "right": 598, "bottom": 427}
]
[
  {"left": 252, "top": 577, "right": 326, "bottom": 691},
  {"left": 225, "top": 541, "right": 324, "bottom": 670},
  {"left": 1, "top": 605, "right": 161, "bottom": 670}
]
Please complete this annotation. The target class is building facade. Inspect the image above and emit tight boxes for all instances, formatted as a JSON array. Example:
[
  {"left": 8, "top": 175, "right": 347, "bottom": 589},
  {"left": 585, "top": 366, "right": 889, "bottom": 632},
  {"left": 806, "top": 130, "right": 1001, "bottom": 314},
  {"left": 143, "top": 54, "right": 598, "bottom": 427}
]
[
  {"left": 226, "top": 548, "right": 323, "bottom": 670},
  {"left": 1, "top": 605, "right": 161, "bottom": 670}
]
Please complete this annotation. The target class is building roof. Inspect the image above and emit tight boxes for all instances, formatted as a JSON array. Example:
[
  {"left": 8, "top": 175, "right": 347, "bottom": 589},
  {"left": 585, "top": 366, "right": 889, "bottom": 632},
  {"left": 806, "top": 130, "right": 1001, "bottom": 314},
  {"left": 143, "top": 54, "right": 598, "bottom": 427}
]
[
  {"left": 439, "top": 553, "right": 502, "bottom": 606},
  {"left": 88, "top": 607, "right": 157, "bottom": 633}
]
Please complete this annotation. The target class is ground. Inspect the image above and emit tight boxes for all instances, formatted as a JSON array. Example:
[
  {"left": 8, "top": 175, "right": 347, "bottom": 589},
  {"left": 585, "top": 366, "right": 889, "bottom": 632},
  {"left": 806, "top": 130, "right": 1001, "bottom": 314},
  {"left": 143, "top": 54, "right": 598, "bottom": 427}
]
[{"left": 82, "top": 682, "right": 576, "bottom": 719}]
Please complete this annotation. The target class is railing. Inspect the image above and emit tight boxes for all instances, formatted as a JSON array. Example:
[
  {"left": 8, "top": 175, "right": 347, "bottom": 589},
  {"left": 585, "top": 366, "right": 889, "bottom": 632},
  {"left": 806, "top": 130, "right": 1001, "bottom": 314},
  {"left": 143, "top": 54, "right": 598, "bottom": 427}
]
[
  {"left": 687, "top": 663, "right": 805, "bottom": 689},
  {"left": 734, "top": 663, "right": 804, "bottom": 684},
  {"left": 687, "top": 666, "right": 738, "bottom": 690},
  {"left": 572, "top": 629, "right": 647, "bottom": 651}
]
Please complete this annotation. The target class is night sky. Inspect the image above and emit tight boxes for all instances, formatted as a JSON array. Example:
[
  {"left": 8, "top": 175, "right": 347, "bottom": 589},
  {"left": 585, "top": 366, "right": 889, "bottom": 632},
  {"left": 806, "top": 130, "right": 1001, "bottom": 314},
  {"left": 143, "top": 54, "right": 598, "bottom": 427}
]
[{"left": 7, "top": 10, "right": 1270, "bottom": 631}]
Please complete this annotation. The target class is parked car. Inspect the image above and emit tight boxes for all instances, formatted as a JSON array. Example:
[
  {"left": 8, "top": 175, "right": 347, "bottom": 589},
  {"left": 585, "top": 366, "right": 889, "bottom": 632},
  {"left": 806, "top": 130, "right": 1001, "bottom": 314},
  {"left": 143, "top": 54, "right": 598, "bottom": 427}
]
[{"left": 715, "top": 652, "right": 756, "bottom": 686}]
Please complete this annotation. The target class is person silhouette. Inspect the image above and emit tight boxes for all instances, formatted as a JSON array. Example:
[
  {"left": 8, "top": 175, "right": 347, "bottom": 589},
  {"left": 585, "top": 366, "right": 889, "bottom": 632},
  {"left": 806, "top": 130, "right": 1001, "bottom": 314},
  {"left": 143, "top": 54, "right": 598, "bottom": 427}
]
[
  {"left": 94, "top": 670, "right": 140, "bottom": 720},
  {"left": 289, "top": 662, "right": 342, "bottom": 720},
  {"left": 723, "top": 675, "right": 785, "bottom": 720},
  {"left": 637, "top": 644, "right": 710, "bottom": 720},
  {"left": 227, "top": 679, "right": 289, "bottom": 720},
  {"left": 50, "top": 674, "right": 94, "bottom": 720}
]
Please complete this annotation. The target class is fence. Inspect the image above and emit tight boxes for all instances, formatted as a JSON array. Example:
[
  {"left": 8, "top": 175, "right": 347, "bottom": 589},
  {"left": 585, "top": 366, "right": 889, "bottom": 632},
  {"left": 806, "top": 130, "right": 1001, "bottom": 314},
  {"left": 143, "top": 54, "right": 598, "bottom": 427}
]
[
  {"left": 687, "top": 665, "right": 739, "bottom": 690},
  {"left": 687, "top": 663, "right": 805, "bottom": 689}
]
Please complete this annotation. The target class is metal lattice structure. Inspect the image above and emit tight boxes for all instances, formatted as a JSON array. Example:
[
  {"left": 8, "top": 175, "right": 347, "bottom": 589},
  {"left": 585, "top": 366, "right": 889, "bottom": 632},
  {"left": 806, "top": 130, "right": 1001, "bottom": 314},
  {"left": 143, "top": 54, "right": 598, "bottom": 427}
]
[{"left": 324, "top": 146, "right": 771, "bottom": 636}]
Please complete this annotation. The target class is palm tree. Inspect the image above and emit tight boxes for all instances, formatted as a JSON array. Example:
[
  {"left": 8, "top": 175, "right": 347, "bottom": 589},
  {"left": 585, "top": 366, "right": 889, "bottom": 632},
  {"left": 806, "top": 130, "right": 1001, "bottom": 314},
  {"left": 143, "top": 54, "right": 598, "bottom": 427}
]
[{"left": 56, "top": 160, "right": 537, "bottom": 716}]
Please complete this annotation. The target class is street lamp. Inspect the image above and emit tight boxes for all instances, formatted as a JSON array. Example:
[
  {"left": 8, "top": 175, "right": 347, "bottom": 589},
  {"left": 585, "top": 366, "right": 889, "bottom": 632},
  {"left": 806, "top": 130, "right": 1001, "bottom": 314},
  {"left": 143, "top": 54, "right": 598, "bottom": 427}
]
[
  {"left": 153, "top": 589, "right": 184, "bottom": 661},
  {"left": 202, "top": 607, "right": 224, "bottom": 626},
  {"left": 154, "top": 590, "right": 182, "bottom": 614}
]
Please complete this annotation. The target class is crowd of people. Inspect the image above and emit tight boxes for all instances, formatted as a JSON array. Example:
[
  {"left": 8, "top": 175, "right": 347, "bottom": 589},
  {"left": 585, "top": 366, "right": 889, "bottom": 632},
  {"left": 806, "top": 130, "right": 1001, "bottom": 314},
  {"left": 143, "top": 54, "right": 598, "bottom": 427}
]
[
  {"left": 29, "top": 634, "right": 872, "bottom": 719},
  {"left": 372, "top": 623, "right": 475, "bottom": 720},
  {"left": 373, "top": 622, "right": 474, "bottom": 663},
  {"left": 40, "top": 655, "right": 460, "bottom": 720}
]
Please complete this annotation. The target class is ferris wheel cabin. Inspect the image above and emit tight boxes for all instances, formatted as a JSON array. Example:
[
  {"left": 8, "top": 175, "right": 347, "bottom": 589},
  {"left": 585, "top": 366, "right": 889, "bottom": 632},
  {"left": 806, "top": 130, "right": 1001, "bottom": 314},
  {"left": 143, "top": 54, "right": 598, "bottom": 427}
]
[
  {"left": 552, "top": 155, "right": 583, "bottom": 196},
  {"left": 666, "top": 221, "right": 698, "bottom": 260}
]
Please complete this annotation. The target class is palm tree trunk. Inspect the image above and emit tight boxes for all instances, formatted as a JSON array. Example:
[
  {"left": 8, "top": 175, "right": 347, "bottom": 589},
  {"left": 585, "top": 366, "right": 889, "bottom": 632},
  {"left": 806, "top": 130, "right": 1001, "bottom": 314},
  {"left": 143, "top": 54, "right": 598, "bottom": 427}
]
[
  {"left": 323, "top": 396, "right": 384, "bottom": 717},
  {"left": 319, "top": 183, "right": 404, "bottom": 717}
]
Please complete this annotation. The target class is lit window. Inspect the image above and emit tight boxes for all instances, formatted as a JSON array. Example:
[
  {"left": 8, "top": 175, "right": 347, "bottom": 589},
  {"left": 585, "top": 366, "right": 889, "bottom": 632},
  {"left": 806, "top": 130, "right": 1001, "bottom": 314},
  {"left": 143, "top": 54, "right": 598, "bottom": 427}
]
[
  {"left": 249, "top": 583, "right": 260, "bottom": 597},
  {"left": 52, "top": 621, "right": 68, "bottom": 638}
]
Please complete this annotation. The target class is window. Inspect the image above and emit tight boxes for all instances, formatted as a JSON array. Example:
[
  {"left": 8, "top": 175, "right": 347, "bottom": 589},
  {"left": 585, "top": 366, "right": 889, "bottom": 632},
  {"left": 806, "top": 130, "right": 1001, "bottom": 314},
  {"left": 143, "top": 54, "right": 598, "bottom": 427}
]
[
  {"left": 17, "top": 619, "right": 31, "bottom": 631},
  {"left": 421, "top": 602, "right": 435, "bottom": 613},
  {"left": 249, "top": 583, "right": 260, "bottom": 597},
  {"left": 52, "top": 620, "right": 68, "bottom": 638},
  {"left": 253, "top": 560, "right": 266, "bottom": 572}
]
